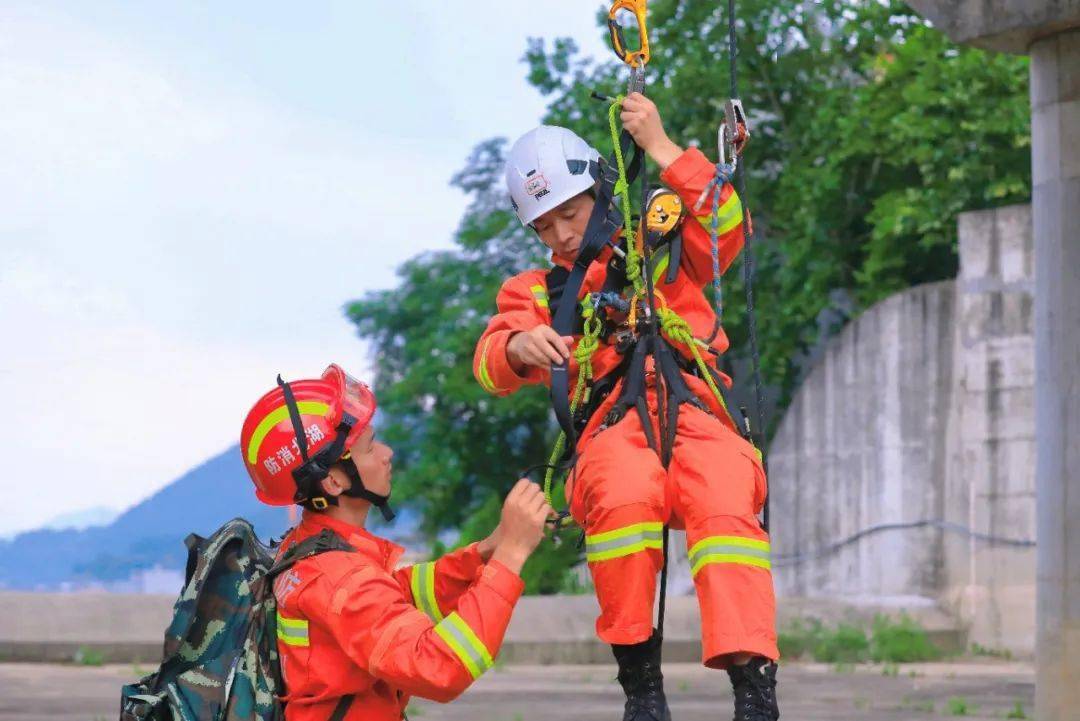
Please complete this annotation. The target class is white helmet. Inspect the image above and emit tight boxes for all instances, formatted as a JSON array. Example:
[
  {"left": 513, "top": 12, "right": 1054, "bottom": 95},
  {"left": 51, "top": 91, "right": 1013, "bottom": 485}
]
[{"left": 505, "top": 125, "right": 602, "bottom": 226}]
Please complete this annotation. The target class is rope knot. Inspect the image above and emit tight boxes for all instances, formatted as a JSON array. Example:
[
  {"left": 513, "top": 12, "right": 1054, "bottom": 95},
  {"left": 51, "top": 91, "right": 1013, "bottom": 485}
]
[
  {"left": 658, "top": 307, "right": 693, "bottom": 343},
  {"left": 715, "top": 162, "right": 736, "bottom": 184},
  {"left": 575, "top": 333, "right": 600, "bottom": 363}
]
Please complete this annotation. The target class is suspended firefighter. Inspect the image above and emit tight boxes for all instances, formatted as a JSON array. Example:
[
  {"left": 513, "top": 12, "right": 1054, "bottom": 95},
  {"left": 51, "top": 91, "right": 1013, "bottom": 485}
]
[
  {"left": 472, "top": 97, "right": 779, "bottom": 721},
  {"left": 240, "top": 364, "right": 553, "bottom": 721}
]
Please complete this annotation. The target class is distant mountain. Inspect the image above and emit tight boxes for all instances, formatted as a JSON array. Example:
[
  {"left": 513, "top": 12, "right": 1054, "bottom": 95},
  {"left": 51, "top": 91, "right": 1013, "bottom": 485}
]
[
  {"left": 0, "top": 445, "right": 420, "bottom": 591},
  {"left": 41, "top": 506, "right": 120, "bottom": 532}
]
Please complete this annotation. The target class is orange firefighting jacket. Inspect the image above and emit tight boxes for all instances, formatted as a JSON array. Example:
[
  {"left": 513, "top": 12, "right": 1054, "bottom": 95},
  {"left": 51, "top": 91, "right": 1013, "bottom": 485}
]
[
  {"left": 473, "top": 147, "right": 744, "bottom": 414},
  {"left": 273, "top": 511, "right": 524, "bottom": 721}
]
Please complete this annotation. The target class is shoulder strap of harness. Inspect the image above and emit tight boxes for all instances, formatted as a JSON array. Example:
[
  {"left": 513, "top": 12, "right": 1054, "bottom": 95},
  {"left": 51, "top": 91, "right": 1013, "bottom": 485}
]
[{"left": 549, "top": 132, "right": 642, "bottom": 449}]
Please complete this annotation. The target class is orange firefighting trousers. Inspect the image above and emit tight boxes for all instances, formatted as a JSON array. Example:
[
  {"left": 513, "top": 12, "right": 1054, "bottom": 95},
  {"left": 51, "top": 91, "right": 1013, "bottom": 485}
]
[{"left": 569, "top": 384, "right": 778, "bottom": 668}]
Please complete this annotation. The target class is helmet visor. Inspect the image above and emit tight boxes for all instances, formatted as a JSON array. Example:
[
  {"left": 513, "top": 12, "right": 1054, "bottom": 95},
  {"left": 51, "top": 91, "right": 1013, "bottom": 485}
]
[{"left": 322, "top": 364, "right": 376, "bottom": 434}]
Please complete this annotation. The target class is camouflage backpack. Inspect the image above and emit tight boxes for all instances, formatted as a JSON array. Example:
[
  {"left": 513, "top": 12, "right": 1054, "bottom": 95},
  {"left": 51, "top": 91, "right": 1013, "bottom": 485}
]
[{"left": 120, "top": 518, "right": 353, "bottom": 721}]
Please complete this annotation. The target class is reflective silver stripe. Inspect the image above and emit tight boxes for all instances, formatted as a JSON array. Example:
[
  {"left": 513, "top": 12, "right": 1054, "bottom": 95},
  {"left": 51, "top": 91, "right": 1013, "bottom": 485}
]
[
  {"left": 585, "top": 522, "right": 664, "bottom": 562},
  {"left": 433, "top": 612, "right": 494, "bottom": 679},
  {"left": 410, "top": 562, "right": 443, "bottom": 621},
  {"left": 530, "top": 284, "right": 549, "bottom": 309},
  {"left": 276, "top": 612, "right": 310, "bottom": 647},
  {"left": 688, "top": 536, "right": 771, "bottom": 576},
  {"left": 696, "top": 192, "right": 743, "bottom": 236}
]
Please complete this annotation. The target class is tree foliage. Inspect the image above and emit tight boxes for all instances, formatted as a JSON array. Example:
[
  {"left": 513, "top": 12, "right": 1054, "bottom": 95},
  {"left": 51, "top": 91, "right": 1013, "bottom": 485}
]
[{"left": 346, "top": 1, "right": 1029, "bottom": 591}]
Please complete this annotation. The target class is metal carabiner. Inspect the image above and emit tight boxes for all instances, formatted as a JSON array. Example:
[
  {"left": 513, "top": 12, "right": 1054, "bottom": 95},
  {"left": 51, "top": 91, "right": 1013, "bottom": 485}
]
[
  {"left": 607, "top": 0, "right": 650, "bottom": 69},
  {"left": 718, "top": 98, "right": 750, "bottom": 165}
]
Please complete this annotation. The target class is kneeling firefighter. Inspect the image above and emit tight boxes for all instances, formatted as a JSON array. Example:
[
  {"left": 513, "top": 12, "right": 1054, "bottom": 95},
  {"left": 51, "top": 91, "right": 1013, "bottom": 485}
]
[
  {"left": 241, "top": 364, "right": 553, "bottom": 720},
  {"left": 472, "top": 94, "right": 780, "bottom": 721}
]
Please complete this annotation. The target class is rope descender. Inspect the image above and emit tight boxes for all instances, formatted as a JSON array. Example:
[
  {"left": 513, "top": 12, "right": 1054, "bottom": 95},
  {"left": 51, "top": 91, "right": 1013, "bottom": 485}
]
[{"left": 720, "top": 99, "right": 750, "bottom": 167}]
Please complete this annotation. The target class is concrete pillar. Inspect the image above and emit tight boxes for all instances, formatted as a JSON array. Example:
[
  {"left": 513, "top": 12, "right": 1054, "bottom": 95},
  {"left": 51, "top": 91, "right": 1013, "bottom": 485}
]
[
  {"left": 891, "top": 3, "right": 1080, "bottom": 717},
  {"left": 1030, "top": 27, "right": 1080, "bottom": 719}
]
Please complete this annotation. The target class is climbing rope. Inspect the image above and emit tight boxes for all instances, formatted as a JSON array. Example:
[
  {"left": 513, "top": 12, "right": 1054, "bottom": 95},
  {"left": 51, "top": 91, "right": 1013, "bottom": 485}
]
[{"left": 608, "top": 96, "right": 647, "bottom": 300}]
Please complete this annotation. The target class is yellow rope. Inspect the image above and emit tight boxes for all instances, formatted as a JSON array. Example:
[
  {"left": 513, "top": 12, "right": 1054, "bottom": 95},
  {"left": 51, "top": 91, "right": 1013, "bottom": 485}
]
[
  {"left": 657, "top": 307, "right": 729, "bottom": 415},
  {"left": 608, "top": 97, "right": 646, "bottom": 299}
]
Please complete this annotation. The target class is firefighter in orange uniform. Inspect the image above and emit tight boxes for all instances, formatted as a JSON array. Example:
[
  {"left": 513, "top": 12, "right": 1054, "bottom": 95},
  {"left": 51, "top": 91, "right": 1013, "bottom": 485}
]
[
  {"left": 241, "top": 365, "right": 552, "bottom": 720},
  {"left": 473, "top": 95, "right": 779, "bottom": 721}
]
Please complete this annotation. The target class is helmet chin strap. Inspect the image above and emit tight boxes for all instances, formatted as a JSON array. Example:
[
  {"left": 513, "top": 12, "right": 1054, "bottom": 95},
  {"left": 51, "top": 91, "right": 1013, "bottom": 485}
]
[
  {"left": 337, "top": 460, "right": 396, "bottom": 522},
  {"left": 276, "top": 374, "right": 395, "bottom": 522}
]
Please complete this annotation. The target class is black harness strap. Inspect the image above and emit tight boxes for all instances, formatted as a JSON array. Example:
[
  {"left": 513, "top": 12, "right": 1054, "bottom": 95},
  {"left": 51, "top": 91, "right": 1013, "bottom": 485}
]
[
  {"left": 328, "top": 695, "right": 355, "bottom": 721},
  {"left": 550, "top": 133, "right": 643, "bottom": 450}
]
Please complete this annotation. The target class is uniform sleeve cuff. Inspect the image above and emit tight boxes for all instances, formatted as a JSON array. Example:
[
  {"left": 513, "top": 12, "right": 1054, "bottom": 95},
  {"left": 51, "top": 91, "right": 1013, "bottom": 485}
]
[
  {"left": 659, "top": 146, "right": 715, "bottom": 190},
  {"left": 475, "top": 329, "right": 530, "bottom": 396},
  {"left": 456, "top": 541, "right": 484, "bottom": 569},
  {"left": 492, "top": 331, "right": 532, "bottom": 385},
  {"left": 478, "top": 559, "right": 526, "bottom": 606}
]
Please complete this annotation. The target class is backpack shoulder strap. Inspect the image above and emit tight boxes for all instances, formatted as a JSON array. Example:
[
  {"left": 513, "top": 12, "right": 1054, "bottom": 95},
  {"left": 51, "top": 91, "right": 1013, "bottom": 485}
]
[{"left": 267, "top": 528, "right": 354, "bottom": 580}]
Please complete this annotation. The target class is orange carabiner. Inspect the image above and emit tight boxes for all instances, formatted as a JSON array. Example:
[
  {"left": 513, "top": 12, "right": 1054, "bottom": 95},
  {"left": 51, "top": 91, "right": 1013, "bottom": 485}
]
[{"left": 607, "top": 0, "right": 650, "bottom": 68}]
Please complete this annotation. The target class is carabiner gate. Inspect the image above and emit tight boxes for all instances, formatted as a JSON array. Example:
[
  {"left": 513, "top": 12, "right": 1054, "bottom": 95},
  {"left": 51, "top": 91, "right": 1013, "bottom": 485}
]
[
  {"left": 719, "top": 98, "right": 750, "bottom": 165},
  {"left": 607, "top": 0, "right": 650, "bottom": 68}
]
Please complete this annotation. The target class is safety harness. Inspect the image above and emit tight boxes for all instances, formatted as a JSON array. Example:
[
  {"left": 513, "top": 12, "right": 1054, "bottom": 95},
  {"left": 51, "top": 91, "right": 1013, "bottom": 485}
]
[{"left": 276, "top": 375, "right": 396, "bottom": 522}]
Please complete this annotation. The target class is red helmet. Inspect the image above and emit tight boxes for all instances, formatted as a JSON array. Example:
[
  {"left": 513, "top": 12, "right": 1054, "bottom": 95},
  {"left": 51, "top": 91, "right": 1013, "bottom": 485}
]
[{"left": 240, "top": 364, "right": 376, "bottom": 506}]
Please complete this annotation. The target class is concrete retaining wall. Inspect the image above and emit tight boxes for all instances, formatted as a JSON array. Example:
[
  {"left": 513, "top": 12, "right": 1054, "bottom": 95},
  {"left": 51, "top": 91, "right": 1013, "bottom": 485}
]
[
  {"left": 0, "top": 590, "right": 964, "bottom": 665},
  {"left": 769, "top": 204, "right": 1036, "bottom": 655}
]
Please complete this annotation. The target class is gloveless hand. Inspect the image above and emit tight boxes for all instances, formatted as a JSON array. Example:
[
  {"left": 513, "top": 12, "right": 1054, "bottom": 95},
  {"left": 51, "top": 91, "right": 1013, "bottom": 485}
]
[
  {"left": 620, "top": 92, "right": 683, "bottom": 170},
  {"left": 506, "top": 326, "right": 573, "bottom": 371},
  {"left": 490, "top": 479, "right": 554, "bottom": 574}
]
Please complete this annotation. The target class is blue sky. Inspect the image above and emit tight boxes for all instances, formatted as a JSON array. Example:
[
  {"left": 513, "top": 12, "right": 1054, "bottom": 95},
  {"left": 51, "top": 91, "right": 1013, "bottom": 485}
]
[{"left": 0, "top": 1, "right": 608, "bottom": 537}]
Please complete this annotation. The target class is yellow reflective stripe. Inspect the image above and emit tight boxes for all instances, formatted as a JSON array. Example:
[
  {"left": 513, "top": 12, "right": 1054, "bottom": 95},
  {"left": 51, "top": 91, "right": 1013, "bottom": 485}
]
[
  {"left": 276, "top": 612, "right": 310, "bottom": 647},
  {"left": 433, "top": 612, "right": 494, "bottom": 680},
  {"left": 688, "top": 535, "right": 771, "bottom": 577},
  {"left": 651, "top": 246, "right": 672, "bottom": 286},
  {"left": 695, "top": 192, "right": 743, "bottom": 236},
  {"left": 248, "top": 401, "right": 330, "bottom": 464},
  {"left": 530, "top": 284, "right": 549, "bottom": 310},
  {"left": 585, "top": 522, "right": 664, "bottom": 563},
  {"left": 410, "top": 562, "right": 443, "bottom": 622},
  {"left": 477, "top": 335, "right": 501, "bottom": 394},
  {"left": 587, "top": 521, "right": 664, "bottom": 545}
]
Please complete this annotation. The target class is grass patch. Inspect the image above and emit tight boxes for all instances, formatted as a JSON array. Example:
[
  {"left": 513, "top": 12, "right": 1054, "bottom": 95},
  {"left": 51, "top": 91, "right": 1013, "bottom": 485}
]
[
  {"left": 970, "top": 642, "right": 1013, "bottom": 660},
  {"left": 778, "top": 619, "right": 869, "bottom": 663},
  {"left": 1005, "top": 700, "right": 1027, "bottom": 719},
  {"left": 777, "top": 618, "right": 822, "bottom": 660},
  {"left": 779, "top": 614, "right": 939, "bottom": 664},
  {"left": 815, "top": 624, "right": 870, "bottom": 663},
  {"left": 73, "top": 646, "right": 105, "bottom": 666},
  {"left": 947, "top": 697, "right": 974, "bottom": 716},
  {"left": 870, "top": 614, "right": 941, "bottom": 662}
]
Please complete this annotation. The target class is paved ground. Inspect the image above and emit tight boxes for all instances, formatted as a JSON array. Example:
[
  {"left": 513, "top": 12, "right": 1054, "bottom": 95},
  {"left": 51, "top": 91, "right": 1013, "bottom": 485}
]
[{"left": 0, "top": 660, "right": 1034, "bottom": 721}]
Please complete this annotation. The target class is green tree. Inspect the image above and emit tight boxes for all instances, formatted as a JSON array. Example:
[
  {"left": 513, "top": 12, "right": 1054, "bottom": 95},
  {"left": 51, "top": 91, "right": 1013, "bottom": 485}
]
[
  {"left": 346, "top": 140, "right": 582, "bottom": 593},
  {"left": 347, "top": 1, "right": 1029, "bottom": 590}
]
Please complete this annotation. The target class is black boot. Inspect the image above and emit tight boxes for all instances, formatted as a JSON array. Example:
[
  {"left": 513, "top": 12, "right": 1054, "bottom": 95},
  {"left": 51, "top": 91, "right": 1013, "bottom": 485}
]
[
  {"left": 727, "top": 657, "right": 779, "bottom": 721},
  {"left": 612, "top": 631, "right": 671, "bottom": 721}
]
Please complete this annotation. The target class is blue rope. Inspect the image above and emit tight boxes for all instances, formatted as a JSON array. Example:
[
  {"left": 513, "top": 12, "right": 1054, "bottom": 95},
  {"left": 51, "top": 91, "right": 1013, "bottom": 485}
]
[{"left": 708, "top": 162, "right": 736, "bottom": 326}]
